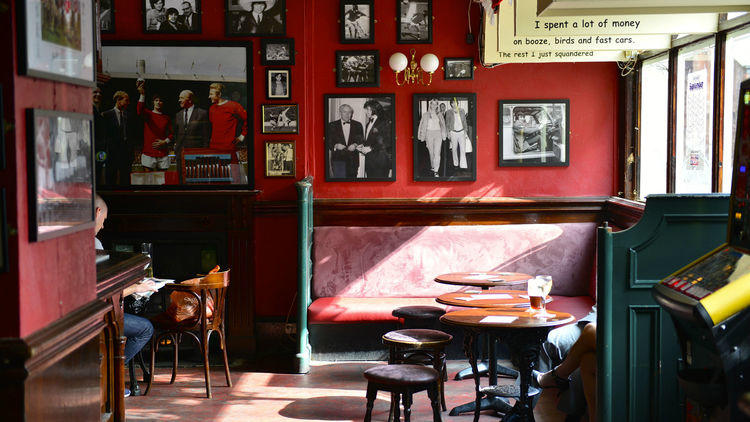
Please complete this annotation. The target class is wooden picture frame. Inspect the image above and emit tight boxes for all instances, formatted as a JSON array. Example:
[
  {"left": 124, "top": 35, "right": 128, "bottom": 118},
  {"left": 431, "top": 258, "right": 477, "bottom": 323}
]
[
  {"left": 324, "top": 94, "right": 396, "bottom": 181},
  {"left": 226, "top": 0, "right": 286, "bottom": 36},
  {"left": 444, "top": 57, "right": 474, "bottom": 80},
  {"left": 264, "top": 140, "right": 295, "bottom": 177},
  {"left": 340, "top": 0, "right": 375, "bottom": 44},
  {"left": 26, "top": 109, "right": 95, "bottom": 242},
  {"left": 261, "top": 38, "right": 295, "bottom": 66},
  {"left": 261, "top": 104, "right": 299, "bottom": 134},
  {"left": 143, "top": 0, "right": 202, "bottom": 34},
  {"left": 498, "top": 99, "right": 570, "bottom": 167},
  {"left": 336, "top": 50, "right": 379, "bottom": 88},
  {"left": 266, "top": 68, "right": 291, "bottom": 100},
  {"left": 17, "top": 0, "right": 96, "bottom": 86},
  {"left": 396, "top": 0, "right": 432, "bottom": 44},
  {"left": 413, "top": 93, "right": 477, "bottom": 181}
]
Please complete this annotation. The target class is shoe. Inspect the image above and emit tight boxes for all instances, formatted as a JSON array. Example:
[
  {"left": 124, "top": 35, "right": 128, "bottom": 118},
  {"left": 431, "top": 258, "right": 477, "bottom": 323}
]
[
  {"left": 533, "top": 368, "right": 570, "bottom": 390},
  {"left": 124, "top": 388, "right": 131, "bottom": 398}
]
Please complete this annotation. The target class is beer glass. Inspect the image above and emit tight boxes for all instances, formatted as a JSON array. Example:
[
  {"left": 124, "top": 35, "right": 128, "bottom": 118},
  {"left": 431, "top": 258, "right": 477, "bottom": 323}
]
[{"left": 527, "top": 275, "right": 553, "bottom": 317}]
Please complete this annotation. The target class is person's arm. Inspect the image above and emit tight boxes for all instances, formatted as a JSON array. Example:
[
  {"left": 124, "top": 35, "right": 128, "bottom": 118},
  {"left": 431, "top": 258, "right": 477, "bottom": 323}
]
[
  {"left": 122, "top": 279, "right": 158, "bottom": 297},
  {"left": 234, "top": 103, "right": 249, "bottom": 144}
]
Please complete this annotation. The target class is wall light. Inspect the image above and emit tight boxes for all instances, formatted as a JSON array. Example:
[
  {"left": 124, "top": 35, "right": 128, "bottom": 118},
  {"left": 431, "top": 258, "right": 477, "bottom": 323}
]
[{"left": 389, "top": 49, "right": 439, "bottom": 86}]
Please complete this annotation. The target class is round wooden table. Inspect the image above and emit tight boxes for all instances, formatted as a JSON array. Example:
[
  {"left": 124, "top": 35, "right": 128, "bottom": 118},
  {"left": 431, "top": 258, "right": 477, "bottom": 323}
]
[
  {"left": 441, "top": 308, "right": 574, "bottom": 422},
  {"left": 436, "top": 290, "right": 551, "bottom": 308},
  {"left": 434, "top": 272, "right": 531, "bottom": 290}
]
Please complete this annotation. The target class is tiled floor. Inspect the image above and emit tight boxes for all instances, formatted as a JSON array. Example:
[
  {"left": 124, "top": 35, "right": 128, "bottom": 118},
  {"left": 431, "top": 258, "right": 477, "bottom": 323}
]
[{"left": 126, "top": 361, "right": 569, "bottom": 421}]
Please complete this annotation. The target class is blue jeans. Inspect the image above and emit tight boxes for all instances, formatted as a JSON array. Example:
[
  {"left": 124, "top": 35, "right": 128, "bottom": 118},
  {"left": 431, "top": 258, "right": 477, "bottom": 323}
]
[{"left": 123, "top": 313, "right": 153, "bottom": 364}]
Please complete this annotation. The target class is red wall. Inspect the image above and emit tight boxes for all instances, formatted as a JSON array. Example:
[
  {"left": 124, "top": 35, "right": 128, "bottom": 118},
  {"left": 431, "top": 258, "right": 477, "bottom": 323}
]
[{"left": 103, "top": 0, "right": 619, "bottom": 318}]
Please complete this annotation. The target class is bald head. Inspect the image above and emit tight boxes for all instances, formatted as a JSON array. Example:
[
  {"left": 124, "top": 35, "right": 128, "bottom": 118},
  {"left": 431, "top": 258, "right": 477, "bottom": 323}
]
[
  {"left": 178, "top": 90, "right": 195, "bottom": 109},
  {"left": 95, "top": 194, "right": 108, "bottom": 235}
]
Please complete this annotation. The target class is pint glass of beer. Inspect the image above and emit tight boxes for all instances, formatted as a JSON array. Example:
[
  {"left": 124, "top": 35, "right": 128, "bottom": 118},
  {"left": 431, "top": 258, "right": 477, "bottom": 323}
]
[{"left": 527, "top": 275, "right": 553, "bottom": 317}]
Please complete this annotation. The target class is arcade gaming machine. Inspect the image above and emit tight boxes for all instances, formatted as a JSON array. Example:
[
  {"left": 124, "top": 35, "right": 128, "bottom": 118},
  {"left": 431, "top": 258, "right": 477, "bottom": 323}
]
[{"left": 653, "top": 79, "right": 750, "bottom": 421}]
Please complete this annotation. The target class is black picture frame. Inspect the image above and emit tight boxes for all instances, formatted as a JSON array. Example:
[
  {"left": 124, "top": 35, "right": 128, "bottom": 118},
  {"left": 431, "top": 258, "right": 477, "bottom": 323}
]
[
  {"left": 99, "top": 0, "right": 116, "bottom": 34},
  {"left": 261, "top": 104, "right": 299, "bottom": 134},
  {"left": 0, "top": 189, "right": 7, "bottom": 273},
  {"left": 413, "top": 93, "right": 477, "bottom": 181},
  {"left": 444, "top": 57, "right": 474, "bottom": 80},
  {"left": 226, "top": 0, "right": 286, "bottom": 37},
  {"left": 498, "top": 99, "right": 570, "bottom": 167},
  {"left": 143, "top": 0, "right": 202, "bottom": 34},
  {"left": 261, "top": 38, "right": 295, "bottom": 66},
  {"left": 0, "top": 84, "right": 5, "bottom": 169},
  {"left": 17, "top": 0, "right": 96, "bottom": 86},
  {"left": 26, "top": 109, "right": 95, "bottom": 242},
  {"left": 100, "top": 40, "right": 254, "bottom": 190},
  {"left": 336, "top": 50, "right": 380, "bottom": 88},
  {"left": 340, "top": 0, "right": 375, "bottom": 44},
  {"left": 324, "top": 94, "right": 396, "bottom": 182},
  {"left": 396, "top": 0, "right": 432, "bottom": 44},
  {"left": 266, "top": 68, "right": 291, "bottom": 100},
  {"left": 264, "top": 140, "right": 295, "bottom": 177}
]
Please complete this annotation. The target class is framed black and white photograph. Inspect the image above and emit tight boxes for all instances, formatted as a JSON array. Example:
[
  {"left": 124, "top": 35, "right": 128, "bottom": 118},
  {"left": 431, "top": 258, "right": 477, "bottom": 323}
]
[
  {"left": 444, "top": 57, "right": 474, "bottom": 80},
  {"left": 99, "top": 0, "right": 115, "bottom": 34},
  {"left": 413, "top": 93, "right": 476, "bottom": 181},
  {"left": 26, "top": 109, "right": 94, "bottom": 242},
  {"left": 324, "top": 94, "right": 395, "bottom": 181},
  {"left": 340, "top": 0, "right": 374, "bottom": 44},
  {"left": 499, "top": 100, "right": 569, "bottom": 167},
  {"left": 100, "top": 41, "right": 253, "bottom": 189},
  {"left": 266, "top": 68, "right": 291, "bottom": 100},
  {"left": 265, "top": 140, "right": 295, "bottom": 177},
  {"left": 397, "top": 0, "right": 432, "bottom": 44},
  {"left": 261, "top": 38, "right": 295, "bottom": 66},
  {"left": 262, "top": 104, "right": 298, "bottom": 134},
  {"left": 226, "top": 0, "right": 286, "bottom": 36},
  {"left": 143, "top": 0, "right": 201, "bottom": 34},
  {"left": 18, "top": 0, "right": 95, "bottom": 86},
  {"left": 336, "top": 50, "right": 379, "bottom": 88}
]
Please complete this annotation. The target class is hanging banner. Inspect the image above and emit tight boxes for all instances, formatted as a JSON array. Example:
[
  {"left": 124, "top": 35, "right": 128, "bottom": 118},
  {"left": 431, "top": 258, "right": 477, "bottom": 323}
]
[
  {"left": 497, "top": 0, "right": 672, "bottom": 52},
  {"left": 483, "top": 12, "right": 628, "bottom": 63},
  {"left": 516, "top": 0, "right": 718, "bottom": 36}
]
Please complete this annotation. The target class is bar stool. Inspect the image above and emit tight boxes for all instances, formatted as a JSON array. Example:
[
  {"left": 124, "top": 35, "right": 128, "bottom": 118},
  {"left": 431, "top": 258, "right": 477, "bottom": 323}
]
[
  {"left": 363, "top": 364, "right": 442, "bottom": 422},
  {"left": 382, "top": 329, "right": 452, "bottom": 412},
  {"left": 392, "top": 306, "right": 446, "bottom": 329}
]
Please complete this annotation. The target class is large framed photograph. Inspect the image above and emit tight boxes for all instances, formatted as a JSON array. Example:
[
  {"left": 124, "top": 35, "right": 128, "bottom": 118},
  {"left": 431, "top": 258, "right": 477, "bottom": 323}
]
[
  {"left": 18, "top": 0, "right": 95, "bottom": 86},
  {"left": 261, "top": 38, "right": 295, "bottom": 66},
  {"left": 397, "top": 0, "right": 432, "bottom": 44},
  {"left": 26, "top": 109, "right": 94, "bottom": 242},
  {"left": 499, "top": 100, "right": 569, "bottom": 167},
  {"left": 266, "top": 68, "right": 291, "bottom": 100},
  {"left": 340, "top": 0, "right": 374, "bottom": 44},
  {"left": 226, "top": 0, "right": 286, "bottom": 36},
  {"left": 262, "top": 104, "right": 299, "bottom": 134},
  {"left": 413, "top": 93, "right": 476, "bottom": 181},
  {"left": 99, "top": 0, "right": 115, "bottom": 34},
  {"left": 264, "top": 140, "right": 295, "bottom": 177},
  {"left": 143, "top": 0, "right": 202, "bottom": 34},
  {"left": 444, "top": 57, "right": 474, "bottom": 80},
  {"left": 100, "top": 41, "right": 253, "bottom": 189},
  {"left": 324, "top": 94, "right": 395, "bottom": 181},
  {"left": 336, "top": 50, "right": 379, "bottom": 88}
]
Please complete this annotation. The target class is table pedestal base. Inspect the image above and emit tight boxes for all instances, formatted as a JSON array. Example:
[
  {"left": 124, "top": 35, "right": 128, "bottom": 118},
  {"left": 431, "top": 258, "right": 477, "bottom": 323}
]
[
  {"left": 454, "top": 361, "right": 519, "bottom": 381},
  {"left": 449, "top": 395, "right": 513, "bottom": 416}
]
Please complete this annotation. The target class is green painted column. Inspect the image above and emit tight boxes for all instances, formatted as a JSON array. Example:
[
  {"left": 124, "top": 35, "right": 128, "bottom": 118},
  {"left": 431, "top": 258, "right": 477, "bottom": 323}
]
[{"left": 294, "top": 177, "right": 313, "bottom": 374}]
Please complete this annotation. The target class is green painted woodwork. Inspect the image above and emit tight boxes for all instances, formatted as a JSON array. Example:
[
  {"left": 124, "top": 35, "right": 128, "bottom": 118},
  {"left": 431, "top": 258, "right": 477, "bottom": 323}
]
[
  {"left": 295, "top": 177, "right": 313, "bottom": 374},
  {"left": 597, "top": 194, "right": 729, "bottom": 422}
]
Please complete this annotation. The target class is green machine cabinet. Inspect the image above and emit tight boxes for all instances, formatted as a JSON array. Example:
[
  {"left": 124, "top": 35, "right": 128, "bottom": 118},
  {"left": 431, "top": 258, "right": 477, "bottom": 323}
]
[{"left": 597, "top": 194, "right": 729, "bottom": 421}]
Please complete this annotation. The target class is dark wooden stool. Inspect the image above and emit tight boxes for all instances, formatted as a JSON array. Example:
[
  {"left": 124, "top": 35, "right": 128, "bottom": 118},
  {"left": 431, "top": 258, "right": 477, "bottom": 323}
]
[
  {"left": 382, "top": 329, "right": 452, "bottom": 412},
  {"left": 363, "top": 364, "right": 442, "bottom": 422},
  {"left": 392, "top": 306, "right": 446, "bottom": 329}
]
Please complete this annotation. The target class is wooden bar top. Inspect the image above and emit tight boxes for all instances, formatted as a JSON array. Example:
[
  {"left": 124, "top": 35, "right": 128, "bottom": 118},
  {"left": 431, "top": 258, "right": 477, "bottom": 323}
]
[{"left": 96, "top": 252, "right": 149, "bottom": 299}]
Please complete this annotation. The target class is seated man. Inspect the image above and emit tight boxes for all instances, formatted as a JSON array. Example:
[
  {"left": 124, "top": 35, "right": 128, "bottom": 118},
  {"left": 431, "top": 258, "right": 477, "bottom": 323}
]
[{"left": 95, "top": 195, "right": 156, "bottom": 397}]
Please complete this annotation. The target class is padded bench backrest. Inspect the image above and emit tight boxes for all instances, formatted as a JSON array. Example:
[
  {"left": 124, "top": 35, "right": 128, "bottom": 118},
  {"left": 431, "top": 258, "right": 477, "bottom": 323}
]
[{"left": 313, "top": 223, "right": 596, "bottom": 298}]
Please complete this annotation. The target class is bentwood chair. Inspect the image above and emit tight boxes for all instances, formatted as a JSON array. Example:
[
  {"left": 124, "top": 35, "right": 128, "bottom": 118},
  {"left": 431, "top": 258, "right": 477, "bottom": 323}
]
[{"left": 145, "top": 270, "right": 231, "bottom": 398}]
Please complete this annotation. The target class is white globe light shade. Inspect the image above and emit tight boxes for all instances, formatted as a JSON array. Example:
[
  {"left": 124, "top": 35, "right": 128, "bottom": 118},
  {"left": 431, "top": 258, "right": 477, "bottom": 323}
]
[
  {"left": 420, "top": 54, "right": 439, "bottom": 73},
  {"left": 389, "top": 53, "right": 408, "bottom": 72}
]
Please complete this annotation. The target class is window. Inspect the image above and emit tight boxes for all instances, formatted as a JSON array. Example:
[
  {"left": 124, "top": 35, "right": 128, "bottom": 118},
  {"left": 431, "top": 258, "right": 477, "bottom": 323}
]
[
  {"left": 722, "top": 27, "right": 750, "bottom": 192},
  {"left": 638, "top": 56, "right": 669, "bottom": 200},
  {"left": 675, "top": 40, "right": 715, "bottom": 193}
]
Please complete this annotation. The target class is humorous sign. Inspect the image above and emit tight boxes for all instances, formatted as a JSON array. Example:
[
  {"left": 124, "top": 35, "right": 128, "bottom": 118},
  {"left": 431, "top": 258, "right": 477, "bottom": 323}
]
[
  {"left": 515, "top": 0, "right": 718, "bottom": 36},
  {"left": 498, "top": 0, "right": 671, "bottom": 52}
]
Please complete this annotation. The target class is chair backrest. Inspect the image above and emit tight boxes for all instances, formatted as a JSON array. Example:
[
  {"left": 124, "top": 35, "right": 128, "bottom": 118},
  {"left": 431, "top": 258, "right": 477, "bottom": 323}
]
[{"left": 204, "top": 270, "right": 229, "bottom": 331}]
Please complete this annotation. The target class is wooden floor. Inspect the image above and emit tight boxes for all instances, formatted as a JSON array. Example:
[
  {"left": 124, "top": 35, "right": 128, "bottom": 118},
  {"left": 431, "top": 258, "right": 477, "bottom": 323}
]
[{"left": 125, "top": 360, "right": 569, "bottom": 421}]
